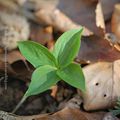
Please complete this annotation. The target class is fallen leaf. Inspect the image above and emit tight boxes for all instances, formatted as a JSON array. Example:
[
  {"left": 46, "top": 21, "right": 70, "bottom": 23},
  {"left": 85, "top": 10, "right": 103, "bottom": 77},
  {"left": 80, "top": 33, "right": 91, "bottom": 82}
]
[
  {"left": 111, "top": 4, "right": 120, "bottom": 41},
  {"left": 0, "top": 50, "right": 25, "bottom": 63},
  {"left": 79, "top": 59, "right": 120, "bottom": 111},
  {"left": 0, "top": 60, "right": 16, "bottom": 76},
  {"left": 77, "top": 36, "right": 120, "bottom": 63},
  {"left": 52, "top": 108, "right": 105, "bottom": 120},
  {"left": 0, "top": 107, "right": 106, "bottom": 120},
  {"left": 35, "top": 7, "right": 93, "bottom": 36},
  {"left": 0, "top": 50, "right": 33, "bottom": 82},
  {"left": 95, "top": 2, "right": 105, "bottom": 31},
  {"left": 58, "top": 0, "right": 119, "bottom": 35},
  {"left": 30, "top": 25, "right": 54, "bottom": 45},
  {"left": 104, "top": 33, "right": 120, "bottom": 52}
]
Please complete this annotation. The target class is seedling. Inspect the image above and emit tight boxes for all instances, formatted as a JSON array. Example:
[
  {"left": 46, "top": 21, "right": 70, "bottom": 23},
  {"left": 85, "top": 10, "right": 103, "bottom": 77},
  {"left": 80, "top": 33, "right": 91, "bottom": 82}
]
[{"left": 12, "top": 28, "right": 85, "bottom": 113}]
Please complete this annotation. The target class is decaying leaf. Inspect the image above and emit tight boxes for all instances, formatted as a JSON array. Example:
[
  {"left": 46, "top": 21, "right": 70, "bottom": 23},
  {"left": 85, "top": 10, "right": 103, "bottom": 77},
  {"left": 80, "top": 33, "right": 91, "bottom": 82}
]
[
  {"left": 0, "top": 107, "right": 106, "bottom": 120},
  {"left": 79, "top": 59, "right": 120, "bottom": 111},
  {"left": 111, "top": 4, "right": 120, "bottom": 41},
  {"left": 77, "top": 36, "right": 120, "bottom": 63},
  {"left": 58, "top": 0, "right": 119, "bottom": 35},
  {"left": 104, "top": 33, "right": 120, "bottom": 52},
  {"left": 30, "top": 25, "right": 53, "bottom": 46},
  {"left": 0, "top": 50, "right": 31, "bottom": 71},
  {"left": 0, "top": 50, "right": 33, "bottom": 82},
  {"left": 0, "top": 50, "right": 26, "bottom": 64},
  {"left": 0, "top": 60, "right": 16, "bottom": 76},
  {"left": 35, "top": 7, "right": 93, "bottom": 36},
  {"left": 95, "top": 2, "right": 105, "bottom": 31}
]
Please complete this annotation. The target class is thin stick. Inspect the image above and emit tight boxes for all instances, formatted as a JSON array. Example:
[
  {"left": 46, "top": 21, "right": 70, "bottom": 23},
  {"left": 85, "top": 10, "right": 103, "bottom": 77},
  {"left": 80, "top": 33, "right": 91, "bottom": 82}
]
[
  {"left": 4, "top": 47, "right": 8, "bottom": 90},
  {"left": 12, "top": 96, "right": 27, "bottom": 114}
]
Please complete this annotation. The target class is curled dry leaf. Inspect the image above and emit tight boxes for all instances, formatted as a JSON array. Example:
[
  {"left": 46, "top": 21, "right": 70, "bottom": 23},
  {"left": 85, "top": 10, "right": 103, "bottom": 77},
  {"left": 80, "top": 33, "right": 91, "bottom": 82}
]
[
  {"left": 0, "top": 51, "right": 33, "bottom": 82},
  {"left": 104, "top": 33, "right": 120, "bottom": 52},
  {"left": 35, "top": 7, "right": 93, "bottom": 36},
  {"left": 0, "top": 50, "right": 26, "bottom": 64},
  {"left": 95, "top": 2, "right": 105, "bottom": 32},
  {"left": 58, "top": 0, "right": 119, "bottom": 35},
  {"left": 79, "top": 59, "right": 120, "bottom": 111},
  {"left": 111, "top": 4, "right": 120, "bottom": 41},
  {"left": 0, "top": 108, "right": 106, "bottom": 120},
  {"left": 0, "top": 50, "right": 30, "bottom": 71},
  {"left": 0, "top": 0, "right": 119, "bottom": 37},
  {"left": 77, "top": 36, "right": 120, "bottom": 63}
]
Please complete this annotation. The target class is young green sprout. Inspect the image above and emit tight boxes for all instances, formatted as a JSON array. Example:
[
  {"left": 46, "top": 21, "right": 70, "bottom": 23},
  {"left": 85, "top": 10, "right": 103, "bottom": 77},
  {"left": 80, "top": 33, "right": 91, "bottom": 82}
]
[{"left": 12, "top": 28, "right": 85, "bottom": 113}]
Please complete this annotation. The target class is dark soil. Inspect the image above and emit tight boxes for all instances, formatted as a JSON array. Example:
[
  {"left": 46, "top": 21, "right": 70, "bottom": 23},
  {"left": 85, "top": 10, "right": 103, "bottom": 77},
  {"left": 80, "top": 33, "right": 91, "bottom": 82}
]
[{"left": 0, "top": 77, "right": 77, "bottom": 115}]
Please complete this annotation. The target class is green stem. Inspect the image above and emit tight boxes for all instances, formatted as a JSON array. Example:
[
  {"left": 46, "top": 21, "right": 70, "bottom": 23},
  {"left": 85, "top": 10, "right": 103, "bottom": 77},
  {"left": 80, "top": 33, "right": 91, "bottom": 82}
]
[{"left": 12, "top": 96, "right": 27, "bottom": 114}]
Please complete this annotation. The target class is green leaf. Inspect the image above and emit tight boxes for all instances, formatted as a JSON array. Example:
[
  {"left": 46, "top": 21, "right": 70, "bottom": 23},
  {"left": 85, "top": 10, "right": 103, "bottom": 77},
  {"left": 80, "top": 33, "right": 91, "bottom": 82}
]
[
  {"left": 52, "top": 28, "right": 83, "bottom": 68},
  {"left": 57, "top": 63, "right": 85, "bottom": 91},
  {"left": 18, "top": 41, "right": 57, "bottom": 68},
  {"left": 25, "top": 65, "right": 60, "bottom": 97}
]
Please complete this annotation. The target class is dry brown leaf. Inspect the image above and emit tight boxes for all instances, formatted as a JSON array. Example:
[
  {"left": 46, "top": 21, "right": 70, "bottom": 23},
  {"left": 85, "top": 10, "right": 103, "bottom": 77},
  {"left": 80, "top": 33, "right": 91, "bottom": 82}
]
[
  {"left": 35, "top": 7, "right": 93, "bottom": 36},
  {"left": 0, "top": 50, "right": 25, "bottom": 64},
  {"left": 4, "top": 50, "right": 25, "bottom": 64},
  {"left": 79, "top": 59, "right": 120, "bottom": 111},
  {"left": 0, "top": 0, "right": 119, "bottom": 36},
  {"left": 77, "top": 36, "right": 120, "bottom": 63},
  {"left": 111, "top": 4, "right": 120, "bottom": 41},
  {"left": 0, "top": 108, "right": 106, "bottom": 120},
  {"left": 30, "top": 25, "right": 53, "bottom": 45},
  {"left": 0, "top": 51, "right": 33, "bottom": 82},
  {"left": 104, "top": 33, "right": 120, "bottom": 52},
  {"left": 58, "top": 0, "right": 119, "bottom": 35},
  {"left": 95, "top": 2, "right": 105, "bottom": 31},
  {"left": 0, "top": 60, "right": 16, "bottom": 76},
  {"left": 0, "top": 50, "right": 30, "bottom": 70}
]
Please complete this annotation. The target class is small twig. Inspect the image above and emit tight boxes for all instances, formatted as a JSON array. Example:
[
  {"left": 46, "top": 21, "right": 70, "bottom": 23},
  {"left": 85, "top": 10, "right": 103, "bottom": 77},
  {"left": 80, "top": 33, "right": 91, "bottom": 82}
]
[{"left": 4, "top": 47, "right": 8, "bottom": 90}]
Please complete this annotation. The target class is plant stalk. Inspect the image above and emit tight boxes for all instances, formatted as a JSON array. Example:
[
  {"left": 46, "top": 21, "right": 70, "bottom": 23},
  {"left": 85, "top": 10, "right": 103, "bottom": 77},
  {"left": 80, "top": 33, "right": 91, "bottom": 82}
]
[{"left": 12, "top": 96, "right": 27, "bottom": 114}]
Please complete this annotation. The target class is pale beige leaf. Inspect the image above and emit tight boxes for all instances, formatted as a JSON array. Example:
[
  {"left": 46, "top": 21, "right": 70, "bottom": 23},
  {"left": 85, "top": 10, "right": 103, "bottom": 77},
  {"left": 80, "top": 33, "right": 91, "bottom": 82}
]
[
  {"left": 95, "top": 2, "right": 105, "bottom": 31},
  {"left": 80, "top": 60, "right": 120, "bottom": 111},
  {"left": 111, "top": 4, "right": 120, "bottom": 41},
  {"left": 35, "top": 8, "right": 93, "bottom": 36}
]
